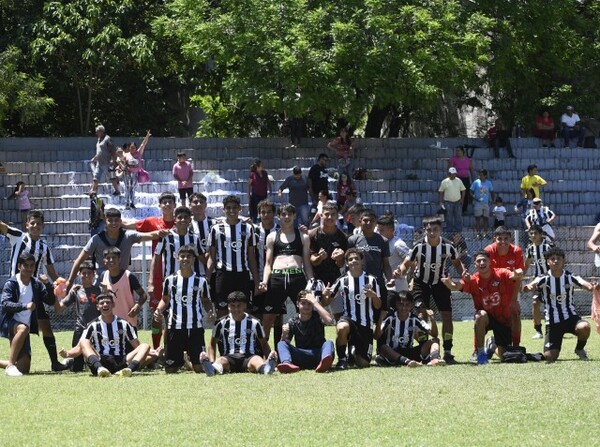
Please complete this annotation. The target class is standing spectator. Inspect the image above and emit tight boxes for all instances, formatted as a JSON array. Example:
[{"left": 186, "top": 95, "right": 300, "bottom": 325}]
[
  {"left": 247, "top": 159, "right": 271, "bottom": 223},
  {"left": 448, "top": 146, "right": 475, "bottom": 214},
  {"left": 89, "top": 124, "right": 120, "bottom": 196},
  {"left": 438, "top": 167, "right": 466, "bottom": 233},
  {"left": 520, "top": 164, "right": 547, "bottom": 199},
  {"left": 560, "top": 105, "right": 586, "bottom": 149},
  {"left": 308, "top": 153, "right": 330, "bottom": 207},
  {"left": 336, "top": 172, "right": 355, "bottom": 212},
  {"left": 492, "top": 197, "right": 507, "bottom": 228},
  {"left": 525, "top": 198, "right": 557, "bottom": 241},
  {"left": 485, "top": 119, "right": 516, "bottom": 159},
  {"left": 340, "top": 192, "right": 362, "bottom": 234},
  {"left": 172, "top": 152, "right": 194, "bottom": 207},
  {"left": 123, "top": 130, "right": 150, "bottom": 209},
  {"left": 278, "top": 166, "right": 310, "bottom": 228},
  {"left": 470, "top": 169, "right": 494, "bottom": 237},
  {"left": 9, "top": 181, "right": 32, "bottom": 228},
  {"left": 533, "top": 110, "right": 556, "bottom": 147},
  {"left": 327, "top": 127, "right": 354, "bottom": 176}
]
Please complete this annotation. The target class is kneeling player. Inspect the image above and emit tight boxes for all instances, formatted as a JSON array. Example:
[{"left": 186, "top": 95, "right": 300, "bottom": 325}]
[
  {"left": 154, "top": 245, "right": 216, "bottom": 374},
  {"left": 66, "top": 293, "right": 152, "bottom": 377},
  {"left": 203, "top": 291, "right": 277, "bottom": 375},
  {"left": 374, "top": 292, "right": 444, "bottom": 367},
  {"left": 523, "top": 247, "right": 597, "bottom": 362}
]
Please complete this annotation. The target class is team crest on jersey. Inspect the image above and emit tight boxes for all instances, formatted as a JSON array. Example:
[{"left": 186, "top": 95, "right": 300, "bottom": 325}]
[
  {"left": 506, "top": 259, "right": 516, "bottom": 265},
  {"left": 492, "top": 281, "right": 500, "bottom": 287},
  {"left": 224, "top": 240, "right": 242, "bottom": 251}
]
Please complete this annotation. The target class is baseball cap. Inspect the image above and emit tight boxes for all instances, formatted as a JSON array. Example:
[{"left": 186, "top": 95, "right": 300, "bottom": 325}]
[
  {"left": 566, "top": 105, "right": 574, "bottom": 111},
  {"left": 292, "top": 166, "right": 301, "bottom": 174},
  {"left": 448, "top": 167, "right": 457, "bottom": 174},
  {"left": 532, "top": 198, "right": 542, "bottom": 203}
]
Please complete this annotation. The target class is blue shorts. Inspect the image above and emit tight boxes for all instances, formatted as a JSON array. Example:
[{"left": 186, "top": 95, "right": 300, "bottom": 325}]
[{"left": 91, "top": 162, "right": 106, "bottom": 182}]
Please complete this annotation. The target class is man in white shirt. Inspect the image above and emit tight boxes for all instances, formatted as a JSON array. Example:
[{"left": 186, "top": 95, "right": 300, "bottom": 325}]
[
  {"left": 438, "top": 167, "right": 466, "bottom": 233},
  {"left": 560, "top": 105, "right": 586, "bottom": 148}
]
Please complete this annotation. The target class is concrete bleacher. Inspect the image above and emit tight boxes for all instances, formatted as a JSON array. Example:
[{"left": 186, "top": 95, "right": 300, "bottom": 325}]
[{"left": 1, "top": 136, "right": 599, "bottom": 320}]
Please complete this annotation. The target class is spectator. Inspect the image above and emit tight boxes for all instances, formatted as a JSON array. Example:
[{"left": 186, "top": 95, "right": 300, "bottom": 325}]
[
  {"left": 525, "top": 198, "right": 557, "bottom": 241},
  {"left": 560, "top": 105, "right": 586, "bottom": 149},
  {"left": 520, "top": 164, "right": 547, "bottom": 199},
  {"left": 8, "top": 181, "right": 32, "bottom": 228},
  {"left": 448, "top": 146, "right": 475, "bottom": 215},
  {"left": 247, "top": 159, "right": 271, "bottom": 223},
  {"left": 339, "top": 190, "right": 362, "bottom": 234},
  {"left": 336, "top": 172, "right": 355, "bottom": 211},
  {"left": 470, "top": 169, "right": 494, "bottom": 237},
  {"left": 485, "top": 119, "right": 516, "bottom": 159},
  {"left": 308, "top": 153, "right": 330, "bottom": 207},
  {"left": 124, "top": 130, "right": 150, "bottom": 209},
  {"left": 327, "top": 127, "right": 354, "bottom": 176},
  {"left": 310, "top": 190, "right": 332, "bottom": 227},
  {"left": 533, "top": 110, "right": 556, "bottom": 147},
  {"left": 172, "top": 152, "right": 194, "bottom": 208},
  {"left": 278, "top": 166, "right": 310, "bottom": 228},
  {"left": 492, "top": 197, "right": 507, "bottom": 229},
  {"left": 89, "top": 124, "right": 120, "bottom": 196},
  {"left": 438, "top": 167, "right": 466, "bottom": 233}
]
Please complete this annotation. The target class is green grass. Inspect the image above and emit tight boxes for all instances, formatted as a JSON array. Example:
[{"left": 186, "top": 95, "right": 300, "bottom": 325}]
[{"left": 1, "top": 320, "right": 600, "bottom": 446}]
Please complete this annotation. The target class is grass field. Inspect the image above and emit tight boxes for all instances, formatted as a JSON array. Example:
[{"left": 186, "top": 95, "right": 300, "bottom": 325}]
[{"left": 1, "top": 320, "right": 599, "bottom": 447}]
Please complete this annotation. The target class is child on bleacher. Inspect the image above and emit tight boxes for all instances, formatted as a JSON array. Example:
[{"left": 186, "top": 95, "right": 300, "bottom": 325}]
[
  {"left": 492, "top": 197, "right": 507, "bottom": 228},
  {"left": 124, "top": 130, "right": 151, "bottom": 209},
  {"left": 8, "top": 181, "right": 32, "bottom": 228}
]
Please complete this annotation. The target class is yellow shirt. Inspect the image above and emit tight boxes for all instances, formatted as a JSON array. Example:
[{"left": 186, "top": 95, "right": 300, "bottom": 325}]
[
  {"left": 520, "top": 174, "right": 546, "bottom": 198},
  {"left": 438, "top": 177, "right": 465, "bottom": 202}
]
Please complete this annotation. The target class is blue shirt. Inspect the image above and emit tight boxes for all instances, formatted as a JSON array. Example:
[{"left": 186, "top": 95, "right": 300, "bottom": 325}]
[{"left": 470, "top": 179, "right": 493, "bottom": 204}]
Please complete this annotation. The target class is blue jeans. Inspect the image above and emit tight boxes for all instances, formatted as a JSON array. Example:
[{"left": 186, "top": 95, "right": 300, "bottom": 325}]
[
  {"left": 445, "top": 200, "right": 463, "bottom": 233},
  {"left": 294, "top": 204, "right": 310, "bottom": 228},
  {"left": 561, "top": 126, "right": 586, "bottom": 147},
  {"left": 277, "top": 340, "right": 334, "bottom": 370}
]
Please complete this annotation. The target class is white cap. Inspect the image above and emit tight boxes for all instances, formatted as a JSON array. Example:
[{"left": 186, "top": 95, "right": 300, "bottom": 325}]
[{"left": 448, "top": 167, "right": 457, "bottom": 174}]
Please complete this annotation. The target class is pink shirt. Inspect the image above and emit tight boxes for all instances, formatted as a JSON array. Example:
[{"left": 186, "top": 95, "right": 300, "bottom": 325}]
[
  {"left": 16, "top": 189, "right": 32, "bottom": 211},
  {"left": 172, "top": 161, "right": 193, "bottom": 189},
  {"left": 450, "top": 156, "right": 471, "bottom": 178}
]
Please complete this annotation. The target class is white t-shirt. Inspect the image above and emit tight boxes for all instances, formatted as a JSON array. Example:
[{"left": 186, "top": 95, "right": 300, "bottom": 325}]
[
  {"left": 14, "top": 274, "right": 33, "bottom": 326},
  {"left": 561, "top": 113, "right": 580, "bottom": 127}
]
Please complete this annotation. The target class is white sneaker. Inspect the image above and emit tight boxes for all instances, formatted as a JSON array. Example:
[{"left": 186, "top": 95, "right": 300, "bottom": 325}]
[
  {"left": 575, "top": 349, "right": 589, "bottom": 361},
  {"left": 97, "top": 366, "right": 111, "bottom": 377},
  {"left": 263, "top": 352, "right": 278, "bottom": 375},
  {"left": 5, "top": 364, "right": 23, "bottom": 377},
  {"left": 532, "top": 332, "right": 543, "bottom": 339},
  {"left": 115, "top": 367, "right": 132, "bottom": 377}
]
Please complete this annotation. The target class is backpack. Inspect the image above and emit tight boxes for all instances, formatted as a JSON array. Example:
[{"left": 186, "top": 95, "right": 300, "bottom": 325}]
[{"left": 352, "top": 167, "right": 367, "bottom": 180}]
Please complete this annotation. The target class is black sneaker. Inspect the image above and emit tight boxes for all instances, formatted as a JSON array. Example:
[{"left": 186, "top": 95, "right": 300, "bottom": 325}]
[
  {"left": 443, "top": 353, "right": 458, "bottom": 365},
  {"left": 52, "top": 361, "right": 69, "bottom": 372},
  {"left": 336, "top": 358, "right": 348, "bottom": 370},
  {"left": 130, "top": 203, "right": 136, "bottom": 209},
  {"left": 112, "top": 191, "right": 121, "bottom": 196},
  {"left": 374, "top": 355, "right": 391, "bottom": 367}
]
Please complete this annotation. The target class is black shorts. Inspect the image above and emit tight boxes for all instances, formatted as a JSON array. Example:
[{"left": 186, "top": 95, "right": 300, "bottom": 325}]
[
  {"left": 394, "top": 345, "right": 424, "bottom": 362},
  {"left": 36, "top": 302, "right": 50, "bottom": 320},
  {"left": 165, "top": 328, "right": 206, "bottom": 369},
  {"left": 486, "top": 316, "right": 511, "bottom": 349},
  {"left": 341, "top": 318, "right": 373, "bottom": 362},
  {"left": 223, "top": 353, "right": 255, "bottom": 373},
  {"left": 411, "top": 280, "right": 452, "bottom": 312},
  {"left": 178, "top": 188, "right": 193, "bottom": 201},
  {"left": 263, "top": 272, "right": 307, "bottom": 314},
  {"left": 7, "top": 322, "right": 31, "bottom": 359},
  {"left": 99, "top": 355, "right": 128, "bottom": 374},
  {"left": 213, "top": 270, "right": 252, "bottom": 310},
  {"left": 544, "top": 316, "right": 582, "bottom": 352}
]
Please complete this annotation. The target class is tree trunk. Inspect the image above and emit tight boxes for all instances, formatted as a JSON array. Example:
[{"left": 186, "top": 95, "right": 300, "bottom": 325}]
[{"left": 364, "top": 105, "right": 388, "bottom": 137}]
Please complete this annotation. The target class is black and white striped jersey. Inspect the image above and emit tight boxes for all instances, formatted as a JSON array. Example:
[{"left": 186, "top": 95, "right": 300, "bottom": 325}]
[
  {"left": 533, "top": 270, "right": 585, "bottom": 324},
  {"left": 5, "top": 226, "right": 54, "bottom": 277},
  {"left": 525, "top": 207, "right": 555, "bottom": 227},
  {"left": 209, "top": 220, "right": 255, "bottom": 272},
  {"left": 82, "top": 316, "right": 137, "bottom": 357},
  {"left": 255, "top": 222, "right": 279, "bottom": 278},
  {"left": 330, "top": 272, "right": 380, "bottom": 327},
  {"left": 191, "top": 217, "right": 213, "bottom": 255},
  {"left": 408, "top": 237, "right": 458, "bottom": 285},
  {"left": 525, "top": 241, "right": 552, "bottom": 277},
  {"left": 154, "top": 230, "right": 205, "bottom": 277},
  {"left": 213, "top": 313, "right": 265, "bottom": 356},
  {"left": 380, "top": 312, "right": 431, "bottom": 350},
  {"left": 163, "top": 272, "right": 211, "bottom": 330}
]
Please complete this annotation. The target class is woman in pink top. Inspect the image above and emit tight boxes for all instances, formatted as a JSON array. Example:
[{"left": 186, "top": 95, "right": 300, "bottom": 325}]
[
  {"left": 124, "top": 130, "right": 151, "bottom": 209},
  {"left": 533, "top": 110, "right": 556, "bottom": 147},
  {"left": 327, "top": 127, "right": 354, "bottom": 176},
  {"left": 9, "top": 181, "right": 32, "bottom": 227},
  {"left": 248, "top": 159, "right": 271, "bottom": 222},
  {"left": 448, "top": 146, "right": 475, "bottom": 214}
]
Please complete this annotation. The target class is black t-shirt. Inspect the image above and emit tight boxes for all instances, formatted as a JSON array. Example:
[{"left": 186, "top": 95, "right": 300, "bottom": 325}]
[
  {"left": 63, "top": 284, "right": 102, "bottom": 330},
  {"left": 308, "top": 163, "right": 329, "bottom": 195},
  {"left": 348, "top": 233, "right": 390, "bottom": 281},
  {"left": 310, "top": 227, "right": 348, "bottom": 285},
  {"left": 287, "top": 311, "right": 325, "bottom": 349}
]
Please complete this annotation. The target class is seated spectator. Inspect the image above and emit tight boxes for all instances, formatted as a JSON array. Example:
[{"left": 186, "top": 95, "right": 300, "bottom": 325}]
[
  {"left": 533, "top": 110, "right": 556, "bottom": 147},
  {"left": 560, "top": 105, "right": 586, "bottom": 148},
  {"left": 485, "top": 119, "right": 515, "bottom": 159},
  {"left": 328, "top": 127, "right": 354, "bottom": 176}
]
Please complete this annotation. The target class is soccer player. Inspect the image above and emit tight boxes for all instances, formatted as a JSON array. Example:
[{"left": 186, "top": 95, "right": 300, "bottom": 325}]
[
  {"left": 394, "top": 216, "right": 464, "bottom": 364},
  {"left": 0, "top": 253, "right": 56, "bottom": 376},
  {"left": 206, "top": 195, "right": 259, "bottom": 318},
  {"left": 202, "top": 291, "right": 277, "bottom": 375},
  {"left": 309, "top": 202, "right": 348, "bottom": 320},
  {"left": 189, "top": 192, "right": 214, "bottom": 273},
  {"left": 56, "top": 260, "right": 101, "bottom": 372},
  {"left": 442, "top": 251, "right": 523, "bottom": 365},
  {"left": 99, "top": 247, "right": 147, "bottom": 328},
  {"left": 260, "top": 204, "right": 314, "bottom": 340},
  {"left": 376, "top": 215, "right": 410, "bottom": 293},
  {"left": 485, "top": 226, "right": 524, "bottom": 347},
  {"left": 70, "top": 293, "right": 151, "bottom": 377},
  {"left": 0, "top": 212, "right": 67, "bottom": 371},
  {"left": 523, "top": 225, "right": 553, "bottom": 339},
  {"left": 323, "top": 249, "right": 382, "bottom": 369},
  {"left": 276, "top": 290, "right": 335, "bottom": 373},
  {"left": 523, "top": 247, "right": 597, "bottom": 362},
  {"left": 374, "top": 291, "right": 444, "bottom": 367},
  {"left": 253, "top": 199, "right": 279, "bottom": 317},
  {"left": 153, "top": 245, "right": 216, "bottom": 374}
]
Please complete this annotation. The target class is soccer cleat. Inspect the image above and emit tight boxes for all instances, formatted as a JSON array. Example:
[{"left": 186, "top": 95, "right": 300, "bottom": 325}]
[
  {"left": 443, "top": 353, "right": 458, "bottom": 365},
  {"left": 277, "top": 362, "right": 300, "bottom": 374},
  {"left": 52, "top": 361, "right": 69, "bottom": 372},
  {"left": 202, "top": 358, "right": 216, "bottom": 377},
  {"left": 263, "top": 352, "right": 278, "bottom": 375},
  {"left": 469, "top": 350, "right": 478, "bottom": 363},
  {"left": 427, "top": 358, "right": 446, "bottom": 367},
  {"left": 336, "top": 358, "right": 349, "bottom": 370},
  {"left": 374, "top": 355, "right": 391, "bottom": 367},
  {"left": 575, "top": 349, "right": 589, "bottom": 361},
  {"left": 477, "top": 351, "right": 489, "bottom": 365},
  {"left": 5, "top": 365, "right": 23, "bottom": 377},
  {"left": 315, "top": 355, "right": 334, "bottom": 373},
  {"left": 485, "top": 336, "right": 496, "bottom": 360},
  {"left": 97, "top": 366, "right": 111, "bottom": 377},
  {"left": 115, "top": 367, "right": 132, "bottom": 377},
  {"left": 532, "top": 332, "right": 543, "bottom": 339}
]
